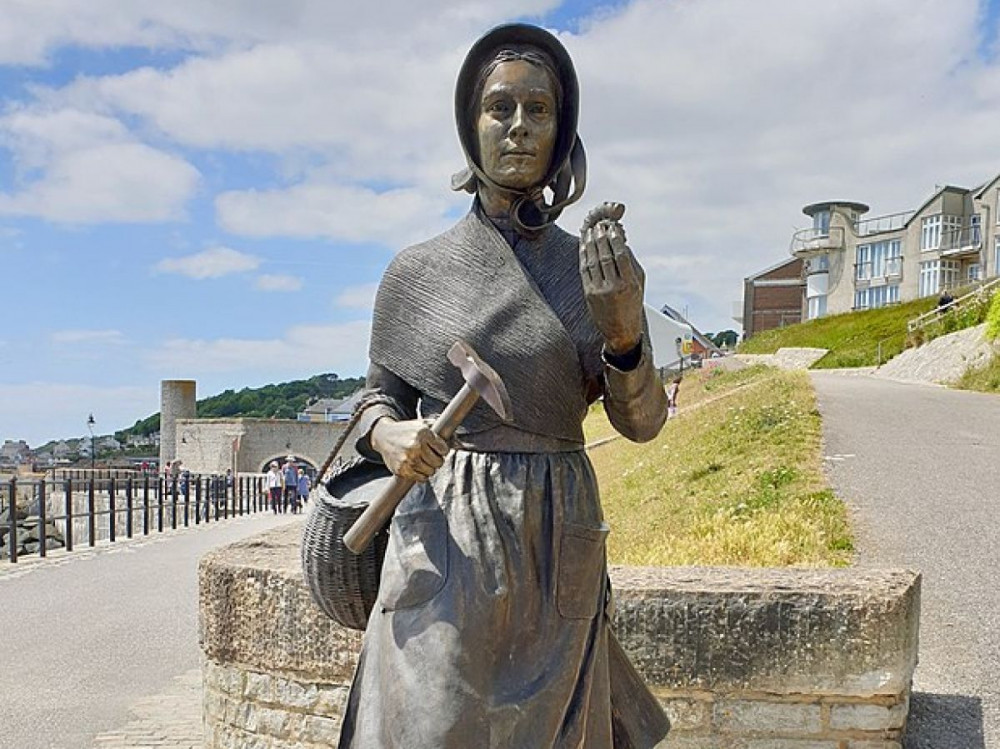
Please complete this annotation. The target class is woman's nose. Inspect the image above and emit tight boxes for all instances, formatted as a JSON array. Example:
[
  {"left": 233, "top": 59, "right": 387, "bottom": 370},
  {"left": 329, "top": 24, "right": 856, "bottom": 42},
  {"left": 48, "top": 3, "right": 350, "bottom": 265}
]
[{"left": 509, "top": 104, "right": 529, "bottom": 139}]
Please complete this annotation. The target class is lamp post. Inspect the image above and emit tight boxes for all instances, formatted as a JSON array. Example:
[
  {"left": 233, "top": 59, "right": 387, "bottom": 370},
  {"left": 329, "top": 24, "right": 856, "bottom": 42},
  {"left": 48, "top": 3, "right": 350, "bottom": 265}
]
[{"left": 87, "top": 413, "right": 96, "bottom": 470}]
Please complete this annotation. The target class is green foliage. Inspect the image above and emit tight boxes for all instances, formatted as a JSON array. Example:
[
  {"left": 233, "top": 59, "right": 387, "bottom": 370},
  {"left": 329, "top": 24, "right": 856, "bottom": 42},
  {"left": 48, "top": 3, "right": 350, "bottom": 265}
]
[
  {"left": 919, "top": 288, "right": 995, "bottom": 345},
  {"left": 954, "top": 351, "right": 1000, "bottom": 392},
  {"left": 986, "top": 290, "right": 1000, "bottom": 342},
  {"left": 712, "top": 329, "right": 740, "bottom": 348},
  {"left": 117, "top": 373, "right": 366, "bottom": 440}
]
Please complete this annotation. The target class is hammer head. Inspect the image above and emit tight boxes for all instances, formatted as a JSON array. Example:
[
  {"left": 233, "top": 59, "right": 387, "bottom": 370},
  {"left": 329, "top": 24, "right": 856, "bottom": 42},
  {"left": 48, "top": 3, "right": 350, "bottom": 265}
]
[{"left": 447, "top": 340, "right": 512, "bottom": 422}]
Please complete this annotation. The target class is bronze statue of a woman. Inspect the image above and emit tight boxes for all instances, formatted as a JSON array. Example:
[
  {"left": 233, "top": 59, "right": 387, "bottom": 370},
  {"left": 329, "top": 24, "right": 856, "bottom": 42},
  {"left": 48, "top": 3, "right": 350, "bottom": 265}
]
[{"left": 338, "top": 23, "right": 669, "bottom": 748}]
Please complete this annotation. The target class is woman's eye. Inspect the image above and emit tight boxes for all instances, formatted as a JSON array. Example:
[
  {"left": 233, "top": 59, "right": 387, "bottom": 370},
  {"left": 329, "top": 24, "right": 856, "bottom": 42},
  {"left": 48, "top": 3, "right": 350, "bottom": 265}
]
[{"left": 488, "top": 101, "right": 509, "bottom": 114}]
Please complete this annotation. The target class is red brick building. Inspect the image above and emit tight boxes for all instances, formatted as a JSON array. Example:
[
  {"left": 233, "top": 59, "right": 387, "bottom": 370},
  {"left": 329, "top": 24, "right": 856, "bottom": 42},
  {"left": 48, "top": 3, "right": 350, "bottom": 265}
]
[{"left": 741, "top": 258, "right": 804, "bottom": 338}]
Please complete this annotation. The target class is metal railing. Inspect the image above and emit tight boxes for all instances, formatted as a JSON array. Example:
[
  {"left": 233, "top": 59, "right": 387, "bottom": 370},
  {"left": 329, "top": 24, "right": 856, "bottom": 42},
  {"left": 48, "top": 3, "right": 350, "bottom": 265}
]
[
  {"left": 907, "top": 275, "right": 1000, "bottom": 333},
  {"left": 790, "top": 226, "right": 845, "bottom": 255},
  {"left": 854, "top": 211, "right": 913, "bottom": 236},
  {"left": 0, "top": 473, "right": 267, "bottom": 563},
  {"left": 940, "top": 226, "right": 982, "bottom": 253},
  {"left": 855, "top": 257, "right": 904, "bottom": 283}
]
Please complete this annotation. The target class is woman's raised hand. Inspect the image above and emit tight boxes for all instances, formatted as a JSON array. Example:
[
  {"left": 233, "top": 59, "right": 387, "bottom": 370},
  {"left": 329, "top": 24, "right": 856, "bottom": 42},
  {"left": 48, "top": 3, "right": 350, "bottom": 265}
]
[
  {"left": 579, "top": 202, "right": 645, "bottom": 355},
  {"left": 370, "top": 418, "right": 449, "bottom": 482}
]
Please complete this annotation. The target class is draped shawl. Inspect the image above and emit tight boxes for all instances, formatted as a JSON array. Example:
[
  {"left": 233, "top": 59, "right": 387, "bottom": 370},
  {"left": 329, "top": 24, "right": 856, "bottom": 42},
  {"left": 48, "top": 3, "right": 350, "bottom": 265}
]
[{"left": 369, "top": 207, "right": 604, "bottom": 445}]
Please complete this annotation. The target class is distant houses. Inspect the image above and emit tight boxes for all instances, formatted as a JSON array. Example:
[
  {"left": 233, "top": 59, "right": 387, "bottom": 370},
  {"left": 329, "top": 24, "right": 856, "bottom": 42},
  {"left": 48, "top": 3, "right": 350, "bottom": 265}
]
[{"left": 297, "top": 390, "right": 365, "bottom": 423}]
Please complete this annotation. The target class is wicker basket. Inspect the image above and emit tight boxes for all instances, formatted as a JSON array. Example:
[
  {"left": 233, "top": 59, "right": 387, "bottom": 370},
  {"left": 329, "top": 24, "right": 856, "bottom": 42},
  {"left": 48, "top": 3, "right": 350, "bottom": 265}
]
[{"left": 301, "top": 457, "right": 394, "bottom": 631}]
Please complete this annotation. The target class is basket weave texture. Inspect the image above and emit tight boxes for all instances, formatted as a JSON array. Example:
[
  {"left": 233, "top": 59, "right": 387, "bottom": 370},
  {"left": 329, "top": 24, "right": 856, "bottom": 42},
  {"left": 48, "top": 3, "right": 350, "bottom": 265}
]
[{"left": 301, "top": 457, "right": 393, "bottom": 631}]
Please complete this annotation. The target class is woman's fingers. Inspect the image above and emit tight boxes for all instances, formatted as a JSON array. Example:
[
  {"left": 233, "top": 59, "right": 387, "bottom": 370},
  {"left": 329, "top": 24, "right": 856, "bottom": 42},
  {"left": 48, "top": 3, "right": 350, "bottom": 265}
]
[
  {"left": 580, "top": 228, "right": 600, "bottom": 284},
  {"left": 595, "top": 223, "right": 620, "bottom": 281},
  {"left": 608, "top": 223, "right": 639, "bottom": 287}
]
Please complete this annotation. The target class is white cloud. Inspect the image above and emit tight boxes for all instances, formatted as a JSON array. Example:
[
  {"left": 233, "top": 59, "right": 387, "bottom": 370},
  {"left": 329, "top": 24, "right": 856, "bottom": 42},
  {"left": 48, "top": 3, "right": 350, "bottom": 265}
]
[
  {"left": 0, "top": 109, "right": 200, "bottom": 223},
  {"left": 335, "top": 283, "right": 379, "bottom": 310},
  {"left": 154, "top": 246, "right": 260, "bottom": 279},
  {"left": 0, "top": 0, "right": 558, "bottom": 65},
  {"left": 216, "top": 183, "right": 457, "bottom": 247},
  {"left": 255, "top": 274, "right": 303, "bottom": 292},
  {"left": 145, "top": 320, "right": 371, "bottom": 378},
  {"left": 50, "top": 329, "right": 126, "bottom": 345},
  {"left": 0, "top": 383, "right": 155, "bottom": 446},
  {"left": 3, "top": 0, "right": 1000, "bottom": 334}
]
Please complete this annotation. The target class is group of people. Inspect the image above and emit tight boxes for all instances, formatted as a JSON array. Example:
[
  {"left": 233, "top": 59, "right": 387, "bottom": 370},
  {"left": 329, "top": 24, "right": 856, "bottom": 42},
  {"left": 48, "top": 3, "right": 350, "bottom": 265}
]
[{"left": 266, "top": 457, "right": 310, "bottom": 514}]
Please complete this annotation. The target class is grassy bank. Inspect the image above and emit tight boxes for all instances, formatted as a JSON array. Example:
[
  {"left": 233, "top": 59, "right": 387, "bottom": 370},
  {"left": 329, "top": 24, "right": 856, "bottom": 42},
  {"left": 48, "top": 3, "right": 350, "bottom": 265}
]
[
  {"left": 587, "top": 365, "right": 851, "bottom": 567},
  {"left": 737, "top": 297, "right": 936, "bottom": 368},
  {"left": 954, "top": 355, "right": 1000, "bottom": 392}
]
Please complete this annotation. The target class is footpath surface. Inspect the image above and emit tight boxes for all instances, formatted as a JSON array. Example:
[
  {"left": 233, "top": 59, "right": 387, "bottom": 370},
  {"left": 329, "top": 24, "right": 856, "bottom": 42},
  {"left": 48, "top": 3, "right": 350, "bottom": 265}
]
[
  {"left": 0, "top": 510, "right": 299, "bottom": 749},
  {"left": 812, "top": 371, "right": 1000, "bottom": 749}
]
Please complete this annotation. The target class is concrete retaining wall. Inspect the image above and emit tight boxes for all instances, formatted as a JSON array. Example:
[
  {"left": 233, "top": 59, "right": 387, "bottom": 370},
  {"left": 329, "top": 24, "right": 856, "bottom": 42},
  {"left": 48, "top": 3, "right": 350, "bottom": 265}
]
[{"left": 199, "top": 523, "right": 920, "bottom": 748}]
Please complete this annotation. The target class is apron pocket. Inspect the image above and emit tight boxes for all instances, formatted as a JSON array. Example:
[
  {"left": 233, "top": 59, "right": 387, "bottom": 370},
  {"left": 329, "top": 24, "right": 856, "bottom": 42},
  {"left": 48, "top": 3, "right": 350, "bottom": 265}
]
[
  {"left": 557, "top": 522, "right": 610, "bottom": 619},
  {"left": 378, "top": 508, "right": 449, "bottom": 611}
]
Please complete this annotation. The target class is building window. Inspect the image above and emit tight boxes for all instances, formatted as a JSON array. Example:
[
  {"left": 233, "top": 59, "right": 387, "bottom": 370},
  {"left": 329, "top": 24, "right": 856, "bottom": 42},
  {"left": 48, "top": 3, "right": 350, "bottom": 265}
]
[
  {"left": 855, "top": 245, "right": 870, "bottom": 280},
  {"left": 813, "top": 209, "right": 830, "bottom": 236},
  {"left": 854, "top": 284, "right": 899, "bottom": 310},
  {"left": 995, "top": 236, "right": 1000, "bottom": 277},
  {"left": 808, "top": 295, "right": 827, "bottom": 319},
  {"left": 806, "top": 255, "right": 829, "bottom": 274},
  {"left": 856, "top": 239, "right": 901, "bottom": 281},
  {"left": 919, "top": 259, "right": 960, "bottom": 297},
  {"left": 921, "top": 216, "right": 940, "bottom": 250},
  {"left": 968, "top": 263, "right": 982, "bottom": 282},
  {"left": 971, "top": 214, "right": 981, "bottom": 247},
  {"left": 921, "top": 215, "right": 962, "bottom": 251}
]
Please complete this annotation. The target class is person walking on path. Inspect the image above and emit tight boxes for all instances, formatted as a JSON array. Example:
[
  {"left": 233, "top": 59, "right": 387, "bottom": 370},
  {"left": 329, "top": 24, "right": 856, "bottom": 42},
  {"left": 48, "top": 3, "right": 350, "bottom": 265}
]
[
  {"left": 295, "top": 467, "right": 310, "bottom": 514},
  {"left": 666, "top": 375, "right": 682, "bottom": 418},
  {"left": 266, "top": 461, "right": 283, "bottom": 514},
  {"left": 282, "top": 458, "right": 298, "bottom": 514}
]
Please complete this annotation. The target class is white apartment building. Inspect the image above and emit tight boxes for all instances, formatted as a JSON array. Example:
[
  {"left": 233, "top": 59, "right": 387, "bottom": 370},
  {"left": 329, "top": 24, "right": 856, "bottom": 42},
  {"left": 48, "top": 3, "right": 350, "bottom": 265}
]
[{"left": 789, "top": 176, "right": 1000, "bottom": 319}]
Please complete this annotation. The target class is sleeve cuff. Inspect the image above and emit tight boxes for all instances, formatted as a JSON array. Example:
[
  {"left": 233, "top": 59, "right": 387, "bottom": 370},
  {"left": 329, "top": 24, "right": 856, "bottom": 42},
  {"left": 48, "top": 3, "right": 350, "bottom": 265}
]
[{"left": 602, "top": 340, "right": 643, "bottom": 372}]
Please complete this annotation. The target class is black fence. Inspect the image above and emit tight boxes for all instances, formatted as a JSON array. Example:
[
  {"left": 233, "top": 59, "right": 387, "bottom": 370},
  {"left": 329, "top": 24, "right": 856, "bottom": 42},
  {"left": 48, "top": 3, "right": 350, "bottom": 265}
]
[{"left": 0, "top": 474, "right": 268, "bottom": 563}]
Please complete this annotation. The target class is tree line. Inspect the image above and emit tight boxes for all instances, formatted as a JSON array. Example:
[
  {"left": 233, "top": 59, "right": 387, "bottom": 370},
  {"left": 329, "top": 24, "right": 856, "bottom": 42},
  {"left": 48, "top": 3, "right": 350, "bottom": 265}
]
[{"left": 117, "top": 373, "right": 366, "bottom": 440}]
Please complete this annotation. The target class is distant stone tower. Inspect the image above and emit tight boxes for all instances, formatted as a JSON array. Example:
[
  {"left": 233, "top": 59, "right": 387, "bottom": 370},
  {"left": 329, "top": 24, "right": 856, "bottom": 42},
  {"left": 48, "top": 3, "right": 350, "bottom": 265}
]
[{"left": 160, "top": 380, "right": 196, "bottom": 467}]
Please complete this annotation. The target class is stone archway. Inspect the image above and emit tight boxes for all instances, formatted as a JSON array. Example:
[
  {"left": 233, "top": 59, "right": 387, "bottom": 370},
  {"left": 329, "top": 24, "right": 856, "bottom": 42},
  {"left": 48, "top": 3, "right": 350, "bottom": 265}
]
[{"left": 259, "top": 453, "right": 318, "bottom": 473}]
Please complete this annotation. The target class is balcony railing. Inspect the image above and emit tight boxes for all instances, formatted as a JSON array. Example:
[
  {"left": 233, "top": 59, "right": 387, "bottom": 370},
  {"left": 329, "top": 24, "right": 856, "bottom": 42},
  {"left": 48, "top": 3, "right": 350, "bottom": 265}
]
[
  {"left": 790, "top": 226, "right": 845, "bottom": 256},
  {"left": 854, "top": 211, "right": 913, "bottom": 237},
  {"left": 854, "top": 257, "right": 903, "bottom": 285},
  {"left": 940, "top": 226, "right": 982, "bottom": 255}
]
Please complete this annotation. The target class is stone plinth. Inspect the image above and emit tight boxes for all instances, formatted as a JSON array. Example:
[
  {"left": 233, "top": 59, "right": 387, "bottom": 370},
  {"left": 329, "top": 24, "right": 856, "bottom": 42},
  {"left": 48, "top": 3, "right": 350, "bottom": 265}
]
[{"left": 200, "top": 522, "right": 920, "bottom": 749}]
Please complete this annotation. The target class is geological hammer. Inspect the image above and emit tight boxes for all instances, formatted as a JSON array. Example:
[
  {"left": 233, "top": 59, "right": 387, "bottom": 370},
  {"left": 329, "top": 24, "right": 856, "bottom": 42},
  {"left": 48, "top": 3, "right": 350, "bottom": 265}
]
[{"left": 343, "top": 339, "right": 511, "bottom": 554}]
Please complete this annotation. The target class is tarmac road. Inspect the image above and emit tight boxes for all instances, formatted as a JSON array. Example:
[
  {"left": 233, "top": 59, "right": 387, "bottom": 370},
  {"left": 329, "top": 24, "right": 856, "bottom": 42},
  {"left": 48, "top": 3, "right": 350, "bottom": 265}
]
[
  {"left": 812, "top": 372, "right": 1000, "bottom": 749},
  {"left": 0, "top": 512, "right": 298, "bottom": 749}
]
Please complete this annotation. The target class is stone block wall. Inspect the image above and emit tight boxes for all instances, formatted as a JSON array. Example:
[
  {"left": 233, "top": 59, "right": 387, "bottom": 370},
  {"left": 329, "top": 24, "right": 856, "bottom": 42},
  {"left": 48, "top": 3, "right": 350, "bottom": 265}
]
[{"left": 200, "top": 523, "right": 920, "bottom": 749}]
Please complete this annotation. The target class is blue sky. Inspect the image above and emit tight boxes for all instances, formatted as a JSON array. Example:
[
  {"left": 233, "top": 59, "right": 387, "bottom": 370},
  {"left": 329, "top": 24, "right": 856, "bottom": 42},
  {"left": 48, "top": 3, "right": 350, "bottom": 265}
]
[{"left": 3, "top": 0, "right": 1000, "bottom": 445}]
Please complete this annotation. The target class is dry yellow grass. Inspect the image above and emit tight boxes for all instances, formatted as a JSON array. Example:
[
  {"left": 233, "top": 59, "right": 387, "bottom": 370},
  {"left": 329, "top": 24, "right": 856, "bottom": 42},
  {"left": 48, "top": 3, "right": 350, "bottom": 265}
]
[{"left": 586, "top": 365, "right": 852, "bottom": 567}]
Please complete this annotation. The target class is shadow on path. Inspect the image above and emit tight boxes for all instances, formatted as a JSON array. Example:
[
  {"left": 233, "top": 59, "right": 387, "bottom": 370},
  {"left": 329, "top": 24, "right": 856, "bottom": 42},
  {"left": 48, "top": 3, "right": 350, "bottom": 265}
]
[{"left": 906, "top": 692, "right": 985, "bottom": 749}]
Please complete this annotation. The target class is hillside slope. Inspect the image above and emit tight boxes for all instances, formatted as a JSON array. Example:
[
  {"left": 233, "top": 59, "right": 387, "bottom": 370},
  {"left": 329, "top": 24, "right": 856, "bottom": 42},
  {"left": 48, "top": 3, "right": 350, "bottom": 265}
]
[
  {"left": 117, "top": 373, "right": 365, "bottom": 439},
  {"left": 739, "top": 297, "right": 936, "bottom": 368}
]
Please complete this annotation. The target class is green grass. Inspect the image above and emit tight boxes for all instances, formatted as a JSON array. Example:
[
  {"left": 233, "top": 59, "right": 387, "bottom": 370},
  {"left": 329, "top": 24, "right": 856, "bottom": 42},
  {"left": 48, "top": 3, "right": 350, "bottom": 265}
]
[
  {"left": 586, "top": 366, "right": 852, "bottom": 567},
  {"left": 737, "top": 296, "right": 936, "bottom": 368},
  {"left": 954, "top": 352, "right": 1000, "bottom": 392}
]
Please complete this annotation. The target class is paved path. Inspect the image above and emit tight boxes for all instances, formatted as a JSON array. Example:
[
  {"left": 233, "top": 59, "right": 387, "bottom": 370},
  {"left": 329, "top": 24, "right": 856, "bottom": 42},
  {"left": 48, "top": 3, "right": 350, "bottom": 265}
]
[
  {"left": 812, "top": 372, "right": 1000, "bottom": 749},
  {"left": 0, "top": 511, "right": 299, "bottom": 749}
]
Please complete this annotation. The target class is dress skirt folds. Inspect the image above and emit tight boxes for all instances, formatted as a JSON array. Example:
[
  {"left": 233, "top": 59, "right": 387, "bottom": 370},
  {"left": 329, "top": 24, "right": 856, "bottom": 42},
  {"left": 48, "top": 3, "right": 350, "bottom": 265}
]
[{"left": 337, "top": 448, "right": 613, "bottom": 748}]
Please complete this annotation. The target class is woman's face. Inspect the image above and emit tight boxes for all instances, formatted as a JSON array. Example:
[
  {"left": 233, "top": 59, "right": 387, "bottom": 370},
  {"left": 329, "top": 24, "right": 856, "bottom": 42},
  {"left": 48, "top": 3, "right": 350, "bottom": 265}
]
[{"left": 477, "top": 59, "right": 558, "bottom": 191}]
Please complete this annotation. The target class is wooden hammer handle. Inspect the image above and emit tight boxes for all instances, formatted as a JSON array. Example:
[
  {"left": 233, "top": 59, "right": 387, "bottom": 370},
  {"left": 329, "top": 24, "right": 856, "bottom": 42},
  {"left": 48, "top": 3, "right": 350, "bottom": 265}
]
[{"left": 343, "top": 382, "right": 478, "bottom": 554}]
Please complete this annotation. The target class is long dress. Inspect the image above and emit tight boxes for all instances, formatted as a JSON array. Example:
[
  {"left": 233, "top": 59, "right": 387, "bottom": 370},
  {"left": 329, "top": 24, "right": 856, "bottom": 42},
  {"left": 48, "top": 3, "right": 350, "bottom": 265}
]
[{"left": 337, "top": 205, "right": 666, "bottom": 749}]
